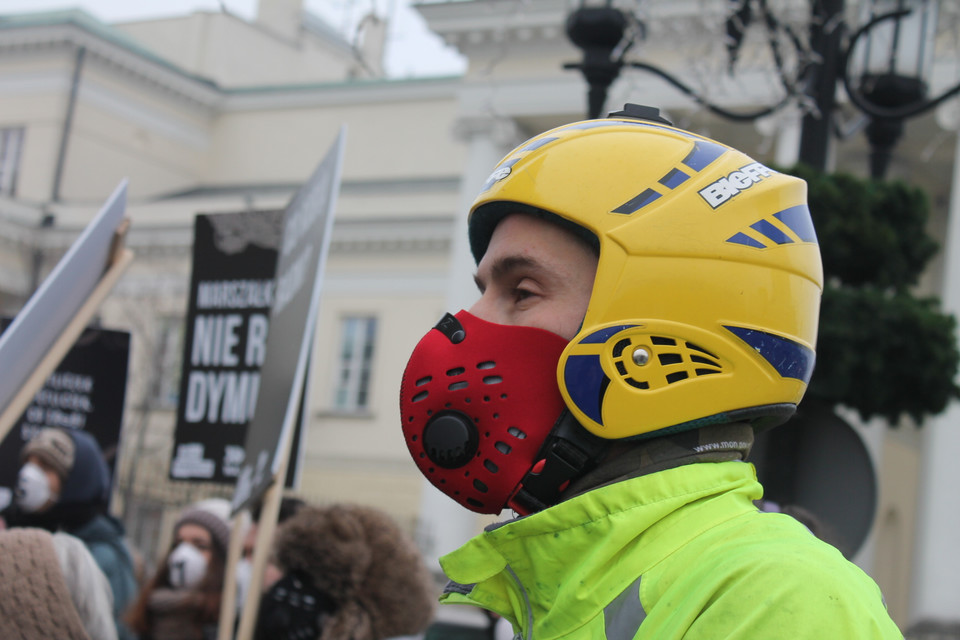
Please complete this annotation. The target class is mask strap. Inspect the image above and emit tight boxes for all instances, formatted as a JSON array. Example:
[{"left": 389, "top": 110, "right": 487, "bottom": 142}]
[{"left": 509, "top": 411, "right": 608, "bottom": 515}]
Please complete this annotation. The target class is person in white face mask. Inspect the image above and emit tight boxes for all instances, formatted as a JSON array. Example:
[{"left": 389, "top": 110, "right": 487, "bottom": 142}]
[
  {"left": 125, "top": 498, "right": 231, "bottom": 640},
  {"left": 4, "top": 427, "right": 138, "bottom": 640}
]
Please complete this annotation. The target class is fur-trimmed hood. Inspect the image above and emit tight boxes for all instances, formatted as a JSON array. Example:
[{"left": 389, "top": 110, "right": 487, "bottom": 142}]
[{"left": 273, "top": 504, "right": 435, "bottom": 640}]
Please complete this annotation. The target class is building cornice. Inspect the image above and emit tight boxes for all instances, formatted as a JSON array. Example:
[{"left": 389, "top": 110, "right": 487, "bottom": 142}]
[
  {"left": 0, "top": 13, "right": 222, "bottom": 110},
  {"left": 0, "top": 11, "right": 464, "bottom": 115}
]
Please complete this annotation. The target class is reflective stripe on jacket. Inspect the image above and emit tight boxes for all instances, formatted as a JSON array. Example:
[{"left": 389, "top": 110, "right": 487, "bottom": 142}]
[{"left": 439, "top": 460, "right": 902, "bottom": 640}]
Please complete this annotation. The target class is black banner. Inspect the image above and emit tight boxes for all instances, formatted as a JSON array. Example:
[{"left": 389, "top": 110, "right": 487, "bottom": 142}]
[
  {"left": 170, "top": 211, "right": 283, "bottom": 483},
  {"left": 0, "top": 319, "right": 130, "bottom": 510}
]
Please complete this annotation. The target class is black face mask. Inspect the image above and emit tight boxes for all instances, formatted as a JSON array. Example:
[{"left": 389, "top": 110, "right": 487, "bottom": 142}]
[{"left": 254, "top": 570, "right": 337, "bottom": 640}]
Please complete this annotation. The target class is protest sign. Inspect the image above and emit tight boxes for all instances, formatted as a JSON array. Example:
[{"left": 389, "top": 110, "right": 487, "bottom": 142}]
[
  {"left": 170, "top": 210, "right": 282, "bottom": 483},
  {"left": 224, "top": 128, "right": 345, "bottom": 640},
  {"left": 231, "top": 128, "right": 345, "bottom": 513},
  {"left": 0, "top": 321, "right": 130, "bottom": 511},
  {"left": 0, "top": 180, "right": 132, "bottom": 441},
  {"left": 169, "top": 210, "right": 309, "bottom": 486}
]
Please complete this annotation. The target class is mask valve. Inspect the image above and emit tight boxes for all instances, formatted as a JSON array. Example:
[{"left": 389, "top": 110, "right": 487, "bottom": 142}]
[{"left": 423, "top": 411, "right": 478, "bottom": 468}]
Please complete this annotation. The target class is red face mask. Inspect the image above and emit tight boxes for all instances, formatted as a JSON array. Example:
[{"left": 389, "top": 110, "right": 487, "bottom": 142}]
[{"left": 400, "top": 310, "right": 570, "bottom": 514}]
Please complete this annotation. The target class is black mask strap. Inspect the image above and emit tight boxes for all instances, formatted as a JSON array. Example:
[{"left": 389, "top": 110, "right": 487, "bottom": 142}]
[{"left": 510, "top": 410, "right": 608, "bottom": 514}]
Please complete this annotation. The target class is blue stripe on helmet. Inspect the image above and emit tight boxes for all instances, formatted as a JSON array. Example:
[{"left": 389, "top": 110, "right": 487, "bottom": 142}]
[
  {"left": 750, "top": 219, "right": 794, "bottom": 245},
  {"left": 726, "top": 232, "right": 766, "bottom": 249},
  {"left": 564, "top": 354, "right": 607, "bottom": 425},
  {"left": 659, "top": 168, "right": 691, "bottom": 189},
  {"left": 681, "top": 141, "right": 727, "bottom": 171},
  {"left": 613, "top": 188, "right": 662, "bottom": 214},
  {"left": 774, "top": 205, "right": 818, "bottom": 243},
  {"left": 725, "top": 326, "right": 815, "bottom": 383},
  {"left": 579, "top": 325, "right": 638, "bottom": 344}
]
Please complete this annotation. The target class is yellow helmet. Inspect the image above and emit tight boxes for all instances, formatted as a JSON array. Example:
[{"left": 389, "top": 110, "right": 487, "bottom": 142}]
[{"left": 469, "top": 104, "right": 823, "bottom": 440}]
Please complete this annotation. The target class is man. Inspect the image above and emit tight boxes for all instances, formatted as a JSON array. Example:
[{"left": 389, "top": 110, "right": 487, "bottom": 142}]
[
  {"left": 399, "top": 105, "right": 902, "bottom": 638},
  {"left": 6, "top": 427, "right": 137, "bottom": 640}
]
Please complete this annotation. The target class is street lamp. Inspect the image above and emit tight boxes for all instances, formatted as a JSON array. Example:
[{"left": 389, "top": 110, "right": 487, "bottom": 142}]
[
  {"left": 844, "top": 0, "right": 942, "bottom": 177},
  {"left": 564, "top": 0, "right": 959, "bottom": 179}
]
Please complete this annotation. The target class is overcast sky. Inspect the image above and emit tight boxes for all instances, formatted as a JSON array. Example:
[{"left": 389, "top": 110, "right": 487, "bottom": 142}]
[{"left": 0, "top": 0, "right": 467, "bottom": 78}]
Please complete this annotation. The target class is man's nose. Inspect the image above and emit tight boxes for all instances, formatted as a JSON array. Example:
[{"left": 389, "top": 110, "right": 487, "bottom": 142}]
[{"left": 468, "top": 291, "right": 498, "bottom": 325}]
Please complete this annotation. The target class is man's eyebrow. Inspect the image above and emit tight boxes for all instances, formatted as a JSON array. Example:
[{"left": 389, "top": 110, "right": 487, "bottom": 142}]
[{"left": 474, "top": 255, "right": 541, "bottom": 292}]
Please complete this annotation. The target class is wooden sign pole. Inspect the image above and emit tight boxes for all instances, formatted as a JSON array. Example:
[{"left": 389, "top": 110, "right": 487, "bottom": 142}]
[
  {"left": 217, "top": 508, "right": 250, "bottom": 640},
  {"left": 233, "top": 420, "right": 295, "bottom": 640}
]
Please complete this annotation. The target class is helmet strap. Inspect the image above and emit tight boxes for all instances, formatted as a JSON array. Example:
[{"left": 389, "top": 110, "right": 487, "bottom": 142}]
[{"left": 509, "top": 410, "right": 609, "bottom": 515}]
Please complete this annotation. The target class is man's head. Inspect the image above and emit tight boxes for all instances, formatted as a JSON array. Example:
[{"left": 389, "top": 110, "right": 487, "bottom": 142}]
[{"left": 401, "top": 105, "right": 823, "bottom": 515}]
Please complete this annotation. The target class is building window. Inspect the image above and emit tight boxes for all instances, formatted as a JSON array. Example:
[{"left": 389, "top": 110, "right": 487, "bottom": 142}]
[
  {"left": 333, "top": 315, "right": 377, "bottom": 412},
  {"left": 0, "top": 127, "right": 25, "bottom": 196}
]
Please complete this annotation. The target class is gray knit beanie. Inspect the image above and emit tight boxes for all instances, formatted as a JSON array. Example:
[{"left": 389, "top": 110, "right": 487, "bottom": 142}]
[
  {"left": 21, "top": 427, "right": 76, "bottom": 481},
  {"left": 174, "top": 498, "right": 231, "bottom": 552}
]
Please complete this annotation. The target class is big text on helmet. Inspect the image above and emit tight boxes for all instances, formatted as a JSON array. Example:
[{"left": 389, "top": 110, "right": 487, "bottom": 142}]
[{"left": 698, "top": 162, "right": 773, "bottom": 209}]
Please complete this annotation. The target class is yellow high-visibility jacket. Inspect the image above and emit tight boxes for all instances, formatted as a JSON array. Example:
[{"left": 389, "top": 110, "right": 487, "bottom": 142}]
[{"left": 439, "top": 460, "right": 902, "bottom": 639}]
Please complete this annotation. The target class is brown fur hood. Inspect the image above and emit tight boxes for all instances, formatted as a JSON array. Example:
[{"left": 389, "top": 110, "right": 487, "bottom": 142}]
[{"left": 273, "top": 504, "right": 436, "bottom": 640}]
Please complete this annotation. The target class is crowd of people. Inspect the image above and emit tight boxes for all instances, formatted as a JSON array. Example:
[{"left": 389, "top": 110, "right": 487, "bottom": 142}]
[
  {"left": 1, "top": 106, "right": 904, "bottom": 639},
  {"left": 0, "top": 425, "right": 436, "bottom": 640}
]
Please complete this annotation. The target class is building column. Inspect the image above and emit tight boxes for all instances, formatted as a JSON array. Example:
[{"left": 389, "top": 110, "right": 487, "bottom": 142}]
[
  {"left": 416, "top": 114, "right": 524, "bottom": 569},
  {"left": 908, "top": 123, "right": 960, "bottom": 635},
  {"left": 755, "top": 107, "right": 803, "bottom": 168}
]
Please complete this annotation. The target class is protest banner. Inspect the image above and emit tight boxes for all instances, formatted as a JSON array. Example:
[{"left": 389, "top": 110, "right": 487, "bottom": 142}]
[
  {"left": 169, "top": 210, "right": 308, "bottom": 487},
  {"left": 222, "top": 127, "right": 345, "bottom": 640},
  {"left": 0, "top": 180, "right": 132, "bottom": 441},
  {"left": 0, "top": 321, "right": 130, "bottom": 511}
]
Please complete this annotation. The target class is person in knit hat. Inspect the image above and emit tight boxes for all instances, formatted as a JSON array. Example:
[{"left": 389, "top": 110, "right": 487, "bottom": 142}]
[
  {"left": 0, "top": 527, "right": 117, "bottom": 640},
  {"left": 254, "top": 503, "right": 436, "bottom": 640},
  {"left": 126, "top": 497, "right": 232, "bottom": 640},
  {"left": 5, "top": 427, "right": 137, "bottom": 640}
]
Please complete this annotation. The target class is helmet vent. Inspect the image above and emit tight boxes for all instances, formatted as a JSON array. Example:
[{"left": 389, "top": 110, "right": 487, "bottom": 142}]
[
  {"left": 412, "top": 391, "right": 428, "bottom": 403},
  {"left": 612, "top": 339, "right": 631, "bottom": 357},
  {"left": 447, "top": 367, "right": 465, "bottom": 376},
  {"left": 415, "top": 376, "right": 432, "bottom": 386},
  {"left": 483, "top": 375, "right": 503, "bottom": 384},
  {"left": 605, "top": 333, "right": 727, "bottom": 391},
  {"left": 484, "top": 460, "right": 499, "bottom": 473},
  {"left": 686, "top": 342, "right": 717, "bottom": 358},
  {"left": 448, "top": 381, "right": 468, "bottom": 391},
  {"left": 495, "top": 442, "right": 512, "bottom": 455},
  {"left": 507, "top": 427, "right": 527, "bottom": 439},
  {"left": 478, "top": 361, "right": 496, "bottom": 369}
]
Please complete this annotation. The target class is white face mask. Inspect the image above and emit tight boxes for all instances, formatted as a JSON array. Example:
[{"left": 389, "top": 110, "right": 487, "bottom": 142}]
[
  {"left": 168, "top": 542, "right": 209, "bottom": 590},
  {"left": 235, "top": 558, "right": 252, "bottom": 611},
  {"left": 15, "top": 462, "right": 54, "bottom": 513}
]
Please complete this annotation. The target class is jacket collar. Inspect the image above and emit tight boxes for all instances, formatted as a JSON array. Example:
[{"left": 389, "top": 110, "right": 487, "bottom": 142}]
[{"left": 439, "top": 461, "right": 762, "bottom": 638}]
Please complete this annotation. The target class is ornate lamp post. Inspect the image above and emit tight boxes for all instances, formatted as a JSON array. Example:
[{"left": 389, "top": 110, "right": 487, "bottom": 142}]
[{"left": 564, "top": 0, "right": 957, "bottom": 178}]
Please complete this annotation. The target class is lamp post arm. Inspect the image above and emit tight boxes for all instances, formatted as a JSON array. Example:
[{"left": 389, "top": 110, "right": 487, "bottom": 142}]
[{"left": 627, "top": 61, "right": 795, "bottom": 121}]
